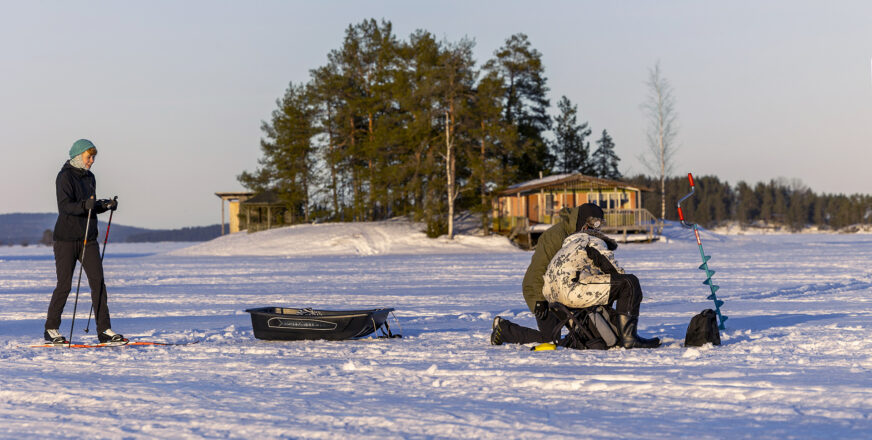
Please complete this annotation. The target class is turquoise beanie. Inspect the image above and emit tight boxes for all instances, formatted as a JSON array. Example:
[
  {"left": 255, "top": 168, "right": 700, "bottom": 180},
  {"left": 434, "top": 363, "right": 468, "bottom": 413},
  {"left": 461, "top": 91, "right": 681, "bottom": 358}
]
[{"left": 69, "top": 139, "right": 96, "bottom": 159}]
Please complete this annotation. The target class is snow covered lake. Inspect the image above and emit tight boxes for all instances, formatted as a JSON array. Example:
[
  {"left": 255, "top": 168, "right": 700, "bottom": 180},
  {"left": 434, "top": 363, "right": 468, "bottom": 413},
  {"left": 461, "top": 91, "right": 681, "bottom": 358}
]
[{"left": 1, "top": 222, "right": 870, "bottom": 439}]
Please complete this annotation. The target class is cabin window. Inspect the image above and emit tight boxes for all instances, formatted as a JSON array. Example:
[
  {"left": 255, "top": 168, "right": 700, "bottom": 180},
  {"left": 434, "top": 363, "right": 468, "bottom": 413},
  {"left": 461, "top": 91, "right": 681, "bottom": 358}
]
[{"left": 545, "top": 194, "right": 555, "bottom": 215}]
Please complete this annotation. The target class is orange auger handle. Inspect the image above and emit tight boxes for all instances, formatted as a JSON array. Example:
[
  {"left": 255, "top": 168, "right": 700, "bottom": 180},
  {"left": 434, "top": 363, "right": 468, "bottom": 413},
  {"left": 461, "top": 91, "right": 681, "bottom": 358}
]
[{"left": 677, "top": 173, "right": 696, "bottom": 228}]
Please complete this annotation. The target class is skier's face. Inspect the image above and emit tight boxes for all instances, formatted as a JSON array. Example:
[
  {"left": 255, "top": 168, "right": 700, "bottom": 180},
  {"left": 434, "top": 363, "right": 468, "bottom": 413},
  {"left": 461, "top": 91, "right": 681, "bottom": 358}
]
[{"left": 81, "top": 150, "right": 96, "bottom": 170}]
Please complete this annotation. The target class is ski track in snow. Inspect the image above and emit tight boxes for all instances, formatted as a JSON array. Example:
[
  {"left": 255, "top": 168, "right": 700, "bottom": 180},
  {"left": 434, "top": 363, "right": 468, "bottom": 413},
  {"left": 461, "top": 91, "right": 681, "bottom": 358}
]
[{"left": 1, "top": 224, "right": 871, "bottom": 439}]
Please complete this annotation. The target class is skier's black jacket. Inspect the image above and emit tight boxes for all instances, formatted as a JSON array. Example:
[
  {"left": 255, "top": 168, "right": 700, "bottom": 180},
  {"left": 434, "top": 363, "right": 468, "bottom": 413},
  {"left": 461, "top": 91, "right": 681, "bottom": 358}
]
[{"left": 53, "top": 161, "right": 107, "bottom": 242}]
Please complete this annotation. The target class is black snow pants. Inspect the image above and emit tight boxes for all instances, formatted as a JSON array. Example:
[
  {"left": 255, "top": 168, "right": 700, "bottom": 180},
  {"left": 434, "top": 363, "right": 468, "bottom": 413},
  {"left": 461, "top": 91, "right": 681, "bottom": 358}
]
[
  {"left": 498, "top": 309, "right": 562, "bottom": 344},
  {"left": 607, "top": 273, "right": 643, "bottom": 317},
  {"left": 500, "top": 273, "right": 645, "bottom": 344},
  {"left": 45, "top": 240, "right": 111, "bottom": 333}
]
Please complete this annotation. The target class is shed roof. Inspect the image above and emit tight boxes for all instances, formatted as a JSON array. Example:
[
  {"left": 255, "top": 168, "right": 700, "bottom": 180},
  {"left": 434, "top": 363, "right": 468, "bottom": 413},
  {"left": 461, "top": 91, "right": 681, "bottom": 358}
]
[
  {"left": 215, "top": 191, "right": 255, "bottom": 200},
  {"left": 241, "top": 190, "right": 283, "bottom": 206}
]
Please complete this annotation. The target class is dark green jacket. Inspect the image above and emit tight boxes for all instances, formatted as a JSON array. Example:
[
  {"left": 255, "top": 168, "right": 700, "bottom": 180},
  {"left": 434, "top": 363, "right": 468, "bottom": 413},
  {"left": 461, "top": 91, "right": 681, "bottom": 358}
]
[{"left": 521, "top": 206, "right": 581, "bottom": 312}]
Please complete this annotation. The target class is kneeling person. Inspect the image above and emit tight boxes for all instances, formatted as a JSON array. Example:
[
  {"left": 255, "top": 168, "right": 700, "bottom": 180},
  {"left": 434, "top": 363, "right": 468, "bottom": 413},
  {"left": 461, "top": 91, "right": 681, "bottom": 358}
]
[{"left": 492, "top": 203, "right": 659, "bottom": 349}]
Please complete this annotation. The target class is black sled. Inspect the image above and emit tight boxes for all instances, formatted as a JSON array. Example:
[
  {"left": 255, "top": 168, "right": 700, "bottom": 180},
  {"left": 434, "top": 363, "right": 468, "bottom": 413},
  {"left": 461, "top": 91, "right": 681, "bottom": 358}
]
[{"left": 244, "top": 307, "right": 399, "bottom": 341}]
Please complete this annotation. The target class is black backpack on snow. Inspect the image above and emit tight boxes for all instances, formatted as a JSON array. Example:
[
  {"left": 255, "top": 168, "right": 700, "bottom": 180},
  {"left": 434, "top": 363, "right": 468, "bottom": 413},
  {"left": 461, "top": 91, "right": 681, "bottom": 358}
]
[
  {"left": 549, "top": 303, "right": 620, "bottom": 350},
  {"left": 684, "top": 309, "right": 721, "bottom": 347}
]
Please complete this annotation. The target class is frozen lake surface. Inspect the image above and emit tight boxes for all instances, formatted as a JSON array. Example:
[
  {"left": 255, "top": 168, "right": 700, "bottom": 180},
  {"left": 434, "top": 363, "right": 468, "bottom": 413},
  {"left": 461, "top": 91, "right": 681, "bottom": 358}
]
[{"left": 1, "top": 223, "right": 870, "bottom": 439}]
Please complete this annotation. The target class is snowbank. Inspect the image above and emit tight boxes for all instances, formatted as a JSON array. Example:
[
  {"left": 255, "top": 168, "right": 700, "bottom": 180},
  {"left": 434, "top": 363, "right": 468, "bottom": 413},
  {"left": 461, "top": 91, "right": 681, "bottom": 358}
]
[{"left": 169, "top": 219, "right": 521, "bottom": 257}]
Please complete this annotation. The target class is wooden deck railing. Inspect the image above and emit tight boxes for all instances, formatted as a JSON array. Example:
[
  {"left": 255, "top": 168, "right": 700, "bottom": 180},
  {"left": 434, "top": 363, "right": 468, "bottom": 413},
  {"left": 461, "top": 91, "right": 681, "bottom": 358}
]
[{"left": 494, "top": 208, "right": 661, "bottom": 242}]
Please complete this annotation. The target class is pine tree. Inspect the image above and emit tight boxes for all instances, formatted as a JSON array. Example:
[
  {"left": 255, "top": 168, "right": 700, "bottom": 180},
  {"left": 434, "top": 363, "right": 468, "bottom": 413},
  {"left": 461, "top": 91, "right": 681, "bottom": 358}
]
[
  {"left": 392, "top": 29, "right": 443, "bottom": 223},
  {"left": 483, "top": 33, "right": 552, "bottom": 180},
  {"left": 552, "top": 96, "right": 591, "bottom": 174},
  {"left": 238, "top": 82, "right": 317, "bottom": 223},
  {"left": 469, "top": 71, "right": 518, "bottom": 235},
  {"left": 734, "top": 181, "right": 759, "bottom": 225},
  {"left": 309, "top": 61, "right": 351, "bottom": 220},
  {"left": 591, "top": 130, "right": 621, "bottom": 179}
]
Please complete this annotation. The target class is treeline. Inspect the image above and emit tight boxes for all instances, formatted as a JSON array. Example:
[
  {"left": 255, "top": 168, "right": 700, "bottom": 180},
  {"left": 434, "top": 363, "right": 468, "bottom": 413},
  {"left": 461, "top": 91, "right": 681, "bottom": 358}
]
[
  {"left": 627, "top": 175, "right": 872, "bottom": 231},
  {"left": 0, "top": 213, "right": 225, "bottom": 245},
  {"left": 239, "top": 19, "right": 621, "bottom": 236}
]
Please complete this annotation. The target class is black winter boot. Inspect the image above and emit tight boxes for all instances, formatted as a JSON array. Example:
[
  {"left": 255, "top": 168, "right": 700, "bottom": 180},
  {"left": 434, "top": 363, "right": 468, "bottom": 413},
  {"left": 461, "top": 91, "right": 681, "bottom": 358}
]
[
  {"left": 490, "top": 317, "right": 505, "bottom": 345},
  {"left": 616, "top": 314, "right": 660, "bottom": 349}
]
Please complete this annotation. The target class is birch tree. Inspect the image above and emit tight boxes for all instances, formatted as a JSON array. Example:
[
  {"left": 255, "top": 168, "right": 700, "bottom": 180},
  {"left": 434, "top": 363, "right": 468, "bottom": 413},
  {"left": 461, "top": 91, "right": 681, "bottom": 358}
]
[
  {"left": 438, "top": 39, "right": 476, "bottom": 239},
  {"left": 640, "top": 61, "right": 679, "bottom": 221}
]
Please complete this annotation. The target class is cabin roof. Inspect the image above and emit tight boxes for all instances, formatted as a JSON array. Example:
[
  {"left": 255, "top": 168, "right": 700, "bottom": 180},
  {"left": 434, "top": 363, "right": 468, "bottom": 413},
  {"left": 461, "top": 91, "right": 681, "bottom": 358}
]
[{"left": 500, "top": 173, "right": 652, "bottom": 195}]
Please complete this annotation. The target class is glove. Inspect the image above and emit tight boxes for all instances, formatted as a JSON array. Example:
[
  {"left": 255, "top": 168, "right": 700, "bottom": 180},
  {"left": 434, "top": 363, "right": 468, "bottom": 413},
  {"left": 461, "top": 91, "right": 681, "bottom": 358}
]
[
  {"left": 534, "top": 301, "right": 550, "bottom": 321},
  {"left": 98, "top": 198, "right": 118, "bottom": 211},
  {"left": 83, "top": 197, "right": 96, "bottom": 211}
]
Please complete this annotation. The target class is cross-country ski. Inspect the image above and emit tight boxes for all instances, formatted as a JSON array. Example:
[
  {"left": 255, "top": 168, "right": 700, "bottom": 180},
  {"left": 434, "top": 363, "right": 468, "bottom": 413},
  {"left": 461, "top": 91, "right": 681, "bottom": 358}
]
[{"left": 28, "top": 340, "right": 200, "bottom": 349}]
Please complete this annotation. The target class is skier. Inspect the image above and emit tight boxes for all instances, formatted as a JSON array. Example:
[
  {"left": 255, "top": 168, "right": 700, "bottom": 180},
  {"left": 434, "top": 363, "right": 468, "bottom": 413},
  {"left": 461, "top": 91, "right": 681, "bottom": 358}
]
[
  {"left": 491, "top": 203, "right": 660, "bottom": 349},
  {"left": 44, "top": 139, "right": 125, "bottom": 345}
]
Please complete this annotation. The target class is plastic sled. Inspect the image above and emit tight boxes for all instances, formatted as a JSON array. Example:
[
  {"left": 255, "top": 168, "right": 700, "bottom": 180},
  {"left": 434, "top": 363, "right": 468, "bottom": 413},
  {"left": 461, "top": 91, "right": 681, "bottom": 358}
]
[{"left": 244, "top": 307, "right": 400, "bottom": 341}]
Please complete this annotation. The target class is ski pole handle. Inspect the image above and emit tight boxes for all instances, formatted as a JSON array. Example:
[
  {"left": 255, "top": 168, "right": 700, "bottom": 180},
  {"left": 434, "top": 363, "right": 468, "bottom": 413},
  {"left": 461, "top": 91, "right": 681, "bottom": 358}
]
[{"left": 687, "top": 173, "right": 695, "bottom": 188}]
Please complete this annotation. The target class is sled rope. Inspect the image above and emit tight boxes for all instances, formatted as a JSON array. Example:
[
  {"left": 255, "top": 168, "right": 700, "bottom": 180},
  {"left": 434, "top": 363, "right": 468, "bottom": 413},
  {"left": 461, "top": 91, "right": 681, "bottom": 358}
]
[{"left": 677, "top": 173, "right": 728, "bottom": 330}]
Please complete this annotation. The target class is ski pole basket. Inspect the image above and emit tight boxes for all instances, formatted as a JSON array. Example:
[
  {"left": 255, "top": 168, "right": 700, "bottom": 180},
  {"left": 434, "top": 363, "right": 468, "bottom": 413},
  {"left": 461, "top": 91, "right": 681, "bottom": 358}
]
[{"left": 244, "top": 307, "right": 400, "bottom": 341}]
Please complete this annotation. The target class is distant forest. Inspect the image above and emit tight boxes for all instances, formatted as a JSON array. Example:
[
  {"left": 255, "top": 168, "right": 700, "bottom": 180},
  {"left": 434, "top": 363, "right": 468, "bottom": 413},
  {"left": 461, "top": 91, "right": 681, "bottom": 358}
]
[
  {"left": 628, "top": 175, "right": 872, "bottom": 231},
  {"left": 0, "top": 213, "right": 223, "bottom": 246}
]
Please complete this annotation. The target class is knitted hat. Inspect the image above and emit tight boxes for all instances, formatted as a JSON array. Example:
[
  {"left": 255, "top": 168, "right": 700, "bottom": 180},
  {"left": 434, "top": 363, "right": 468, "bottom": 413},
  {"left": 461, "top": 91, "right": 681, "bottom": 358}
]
[
  {"left": 576, "top": 203, "right": 605, "bottom": 232},
  {"left": 69, "top": 139, "right": 96, "bottom": 159}
]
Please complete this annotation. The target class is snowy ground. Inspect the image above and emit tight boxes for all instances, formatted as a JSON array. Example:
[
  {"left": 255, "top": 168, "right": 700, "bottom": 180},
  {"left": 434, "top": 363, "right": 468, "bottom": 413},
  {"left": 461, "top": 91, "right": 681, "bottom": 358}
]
[{"left": 1, "top": 221, "right": 870, "bottom": 439}]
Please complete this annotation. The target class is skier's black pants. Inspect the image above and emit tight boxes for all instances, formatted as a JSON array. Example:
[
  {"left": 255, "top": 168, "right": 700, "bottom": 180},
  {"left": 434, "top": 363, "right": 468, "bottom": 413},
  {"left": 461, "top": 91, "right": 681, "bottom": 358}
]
[
  {"left": 608, "top": 273, "right": 643, "bottom": 316},
  {"left": 46, "top": 240, "right": 111, "bottom": 333},
  {"left": 498, "top": 309, "right": 561, "bottom": 344}
]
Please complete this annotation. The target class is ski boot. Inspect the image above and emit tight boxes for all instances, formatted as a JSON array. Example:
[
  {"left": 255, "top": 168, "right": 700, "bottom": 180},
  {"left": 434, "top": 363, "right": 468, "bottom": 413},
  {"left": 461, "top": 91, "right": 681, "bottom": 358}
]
[
  {"left": 44, "top": 329, "right": 67, "bottom": 345},
  {"left": 98, "top": 329, "right": 128, "bottom": 344},
  {"left": 616, "top": 314, "right": 660, "bottom": 349}
]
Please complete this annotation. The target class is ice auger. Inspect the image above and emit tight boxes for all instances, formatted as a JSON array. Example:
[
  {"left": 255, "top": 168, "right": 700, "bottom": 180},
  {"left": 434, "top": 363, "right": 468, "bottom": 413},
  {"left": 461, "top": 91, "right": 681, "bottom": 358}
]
[{"left": 677, "top": 173, "right": 728, "bottom": 330}]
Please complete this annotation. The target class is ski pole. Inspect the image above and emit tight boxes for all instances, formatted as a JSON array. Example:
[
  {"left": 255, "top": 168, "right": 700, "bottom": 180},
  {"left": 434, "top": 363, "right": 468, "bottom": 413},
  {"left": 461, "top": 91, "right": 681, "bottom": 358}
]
[
  {"left": 677, "top": 173, "right": 728, "bottom": 330},
  {"left": 85, "top": 196, "right": 117, "bottom": 334},
  {"left": 68, "top": 196, "right": 95, "bottom": 346}
]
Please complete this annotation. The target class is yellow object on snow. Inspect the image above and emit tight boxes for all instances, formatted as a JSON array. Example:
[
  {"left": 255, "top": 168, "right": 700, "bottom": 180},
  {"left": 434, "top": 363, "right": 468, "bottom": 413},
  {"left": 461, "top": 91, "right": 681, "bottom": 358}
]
[{"left": 532, "top": 342, "right": 557, "bottom": 351}]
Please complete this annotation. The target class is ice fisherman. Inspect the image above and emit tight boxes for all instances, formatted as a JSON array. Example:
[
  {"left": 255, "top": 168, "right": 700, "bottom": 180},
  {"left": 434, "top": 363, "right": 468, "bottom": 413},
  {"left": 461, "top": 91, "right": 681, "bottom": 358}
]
[
  {"left": 491, "top": 202, "right": 660, "bottom": 349},
  {"left": 44, "top": 139, "right": 125, "bottom": 345}
]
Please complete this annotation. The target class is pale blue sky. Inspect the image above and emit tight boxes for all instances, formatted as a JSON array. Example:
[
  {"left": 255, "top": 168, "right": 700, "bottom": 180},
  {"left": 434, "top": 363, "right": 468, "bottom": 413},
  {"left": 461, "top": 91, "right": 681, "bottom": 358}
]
[{"left": 2, "top": 1, "right": 870, "bottom": 228}]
